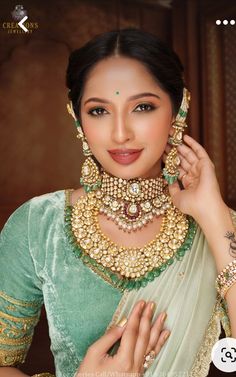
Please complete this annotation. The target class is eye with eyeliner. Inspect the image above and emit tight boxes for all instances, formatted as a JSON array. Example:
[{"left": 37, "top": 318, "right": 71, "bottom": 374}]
[
  {"left": 135, "top": 103, "right": 156, "bottom": 112},
  {"left": 87, "top": 103, "right": 157, "bottom": 117},
  {"left": 87, "top": 107, "right": 108, "bottom": 116}
]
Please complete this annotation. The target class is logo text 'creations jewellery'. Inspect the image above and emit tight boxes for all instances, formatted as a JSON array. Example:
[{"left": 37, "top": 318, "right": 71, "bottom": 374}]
[{"left": 2, "top": 5, "right": 39, "bottom": 34}]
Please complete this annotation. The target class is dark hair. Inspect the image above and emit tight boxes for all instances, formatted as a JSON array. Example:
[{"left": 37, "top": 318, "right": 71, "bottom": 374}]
[{"left": 66, "top": 28, "right": 184, "bottom": 123}]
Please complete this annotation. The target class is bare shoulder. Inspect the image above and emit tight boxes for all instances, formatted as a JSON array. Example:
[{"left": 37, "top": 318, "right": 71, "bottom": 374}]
[{"left": 70, "top": 187, "right": 86, "bottom": 206}]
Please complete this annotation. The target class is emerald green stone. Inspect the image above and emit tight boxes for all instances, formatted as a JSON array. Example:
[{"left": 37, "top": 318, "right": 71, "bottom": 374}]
[
  {"left": 175, "top": 254, "right": 183, "bottom": 261},
  {"left": 177, "top": 250, "right": 185, "bottom": 257},
  {"left": 119, "top": 280, "right": 127, "bottom": 289},
  {"left": 164, "top": 174, "right": 179, "bottom": 185},
  {"left": 127, "top": 280, "right": 135, "bottom": 290},
  {"left": 179, "top": 109, "right": 187, "bottom": 117},
  {"left": 147, "top": 272, "right": 155, "bottom": 281},
  {"left": 160, "top": 264, "right": 167, "bottom": 271},
  {"left": 111, "top": 274, "right": 119, "bottom": 283},
  {"left": 141, "top": 279, "right": 148, "bottom": 287},
  {"left": 135, "top": 281, "right": 141, "bottom": 290},
  {"left": 75, "top": 249, "right": 82, "bottom": 257},
  {"left": 82, "top": 255, "right": 90, "bottom": 263},
  {"left": 153, "top": 269, "right": 161, "bottom": 277},
  {"left": 167, "top": 258, "right": 174, "bottom": 265}
]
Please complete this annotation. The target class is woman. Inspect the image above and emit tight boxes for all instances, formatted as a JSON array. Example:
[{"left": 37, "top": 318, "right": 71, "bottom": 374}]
[{"left": 0, "top": 28, "right": 235, "bottom": 377}]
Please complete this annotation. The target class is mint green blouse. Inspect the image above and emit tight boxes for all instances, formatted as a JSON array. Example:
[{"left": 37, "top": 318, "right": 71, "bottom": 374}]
[
  {"left": 0, "top": 190, "right": 122, "bottom": 376},
  {"left": 0, "top": 189, "right": 233, "bottom": 377}
]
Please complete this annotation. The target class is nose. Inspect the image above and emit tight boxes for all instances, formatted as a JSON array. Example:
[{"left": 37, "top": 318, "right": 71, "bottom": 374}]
[{"left": 111, "top": 116, "right": 134, "bottom": 144}]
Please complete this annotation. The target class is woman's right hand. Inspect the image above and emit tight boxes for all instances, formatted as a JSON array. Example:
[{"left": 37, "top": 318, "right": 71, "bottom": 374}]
[{"left": 76, "top": 300, "right": 170, "bottom": 376}]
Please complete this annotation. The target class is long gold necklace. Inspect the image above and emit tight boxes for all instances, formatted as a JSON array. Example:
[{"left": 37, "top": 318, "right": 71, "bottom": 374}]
[{"left": 69, "top": 190, "right": 193, "bottom": 283}]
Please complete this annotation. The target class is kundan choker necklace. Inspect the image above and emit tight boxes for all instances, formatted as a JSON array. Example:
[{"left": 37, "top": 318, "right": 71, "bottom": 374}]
[{"left": 96, "top": 170, "right": 171, "bottom": 232}]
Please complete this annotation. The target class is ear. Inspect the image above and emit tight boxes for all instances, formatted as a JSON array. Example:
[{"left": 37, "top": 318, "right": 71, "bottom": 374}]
[{"left": 169, "top": 116, "right": 176, "bottom": 136}]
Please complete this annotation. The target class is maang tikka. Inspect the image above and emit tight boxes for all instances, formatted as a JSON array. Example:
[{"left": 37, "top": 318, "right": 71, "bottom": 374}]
[
  {"left": 67, "top": 101, "right": 101, "bottom": 192},
  {"left": 163, "top": 88, "right": 191, "bottom": 184}
]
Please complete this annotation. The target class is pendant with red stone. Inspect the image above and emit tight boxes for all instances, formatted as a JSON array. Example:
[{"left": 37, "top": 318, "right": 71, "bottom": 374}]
[{"left": 124, "top": 202, "right": 141, "bottom": 219}]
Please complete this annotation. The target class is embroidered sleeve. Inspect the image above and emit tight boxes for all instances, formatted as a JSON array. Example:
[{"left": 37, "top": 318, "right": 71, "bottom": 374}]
[
  {"left": 0, "top": 201, "right": 43, "bottom": 366},
  {"left": 0, "top": 291, "right": 42, "bottom": 366}
]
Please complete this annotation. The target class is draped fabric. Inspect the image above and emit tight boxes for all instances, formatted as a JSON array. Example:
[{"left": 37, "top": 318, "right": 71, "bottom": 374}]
[{"left": 0, "top": 190, "right": 233, "bottom": 377}]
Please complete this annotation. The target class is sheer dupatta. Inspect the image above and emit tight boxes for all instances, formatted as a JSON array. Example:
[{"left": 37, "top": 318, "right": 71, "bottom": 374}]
[{"left": 106, "top": 219, "right": 233, "bottom": 377}]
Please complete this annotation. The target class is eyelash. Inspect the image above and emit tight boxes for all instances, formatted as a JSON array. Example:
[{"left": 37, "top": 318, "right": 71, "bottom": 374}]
[{"left": 87, "top": 103, "right": 156, "bottom": 117}]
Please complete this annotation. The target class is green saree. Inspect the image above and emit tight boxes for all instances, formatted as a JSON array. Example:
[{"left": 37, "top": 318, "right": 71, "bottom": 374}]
[{"left": 0, "top": 189, "right": 233, "bottom": 377}]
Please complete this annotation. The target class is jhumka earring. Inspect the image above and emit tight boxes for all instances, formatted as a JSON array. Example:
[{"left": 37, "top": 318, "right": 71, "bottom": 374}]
[
  {"left": 67, "top": 101, "right": 101, "bottom": 193},
  {"left": 163, "top": 88, "right": 190, "bottom": 184}
]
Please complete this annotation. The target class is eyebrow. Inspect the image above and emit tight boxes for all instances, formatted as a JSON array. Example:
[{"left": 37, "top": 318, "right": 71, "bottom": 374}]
[{"left": 83, "top": 92, "right": 161, "bottom": 106}]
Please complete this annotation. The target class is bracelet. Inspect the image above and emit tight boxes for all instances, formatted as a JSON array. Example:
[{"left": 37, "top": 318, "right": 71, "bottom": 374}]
[
  {"left": 31, "top": 374, "right": 55, "bottom": 377},
  {"left": 215, "top": 259, "right": 236, "bottom": 299}
]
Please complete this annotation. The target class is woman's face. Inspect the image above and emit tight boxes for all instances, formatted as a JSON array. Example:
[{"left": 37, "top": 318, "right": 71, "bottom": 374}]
[{"left": 80, "top": 56, "right": 174, "bottom": 179}]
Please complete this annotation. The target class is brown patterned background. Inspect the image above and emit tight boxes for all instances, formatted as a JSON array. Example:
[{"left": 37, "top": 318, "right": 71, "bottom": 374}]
[{"left": 0, "top": 0, "right": 235, "bottom": 375}]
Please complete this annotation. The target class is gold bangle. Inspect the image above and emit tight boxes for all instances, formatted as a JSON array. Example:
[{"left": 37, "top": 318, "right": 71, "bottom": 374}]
[
  {"left": 215, "top": 259, "right": 236, "bottom": 299},
  {"left": 31, "top": 374, "right": 55, "bottom": 377}
]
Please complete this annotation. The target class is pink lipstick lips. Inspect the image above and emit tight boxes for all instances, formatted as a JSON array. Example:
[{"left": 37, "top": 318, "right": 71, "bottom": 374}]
[{"left": 108, "top": 149, "right": 143, "bottom": 165}]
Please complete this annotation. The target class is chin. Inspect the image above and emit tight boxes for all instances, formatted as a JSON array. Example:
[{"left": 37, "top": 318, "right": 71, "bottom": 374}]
[{"left": 102, "top": 166, "right": 149, "bottom": 180}]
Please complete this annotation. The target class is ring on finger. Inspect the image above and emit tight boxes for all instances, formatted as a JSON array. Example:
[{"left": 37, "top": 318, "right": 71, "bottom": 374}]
[{"left": 143, "top": 349, "right": 156, "bottom": 370}]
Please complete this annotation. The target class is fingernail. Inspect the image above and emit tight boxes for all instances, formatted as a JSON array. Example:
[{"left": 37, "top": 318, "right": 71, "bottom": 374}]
[
  {"left": 161, "top": 312, "right": 167, "bottom": 323},
  {"left": 150, "top": 302, "right": 156, "bottom": 313},
  {"left": 116, "top": 316, "right": 127, "bottom": 327},
  {"left": 140, "top": 301, "right": 146, "bottom": 310},
  {"left": 164, "top": 331, "right": 170, "bottom": 341}
]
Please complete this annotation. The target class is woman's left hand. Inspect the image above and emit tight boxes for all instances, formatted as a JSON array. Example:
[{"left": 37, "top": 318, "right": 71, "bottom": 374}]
[{"left": 163, "top": 134, "right": 225, "bottom": 223}]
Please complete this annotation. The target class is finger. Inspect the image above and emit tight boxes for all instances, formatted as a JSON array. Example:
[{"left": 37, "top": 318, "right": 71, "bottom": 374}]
[
  {"left": 117, "top": 300, "right": 146, "bottom": 361},
  {"left": 134, "top": 301, "right": 155, "bottom": 367},
  {"left": 154, "top": 329, "right": 171, "bottom": 355},
  {"left": 89, "top": 317, "right": 128, "bottom": 357},
  {"left": 182, "top": 135, "right": 209, "bottom": 160},
  {"left": 177, "top": 143, "right": 198, "bottom": 165},
  {"left": 145, "top": 311, "right": 167, "bottom": 355},
  {"left": 178, "top": 167, "right": 187, "bottom": 179},
  {"left": 179, "top": 154, "right": 191, "bottom": 172}
]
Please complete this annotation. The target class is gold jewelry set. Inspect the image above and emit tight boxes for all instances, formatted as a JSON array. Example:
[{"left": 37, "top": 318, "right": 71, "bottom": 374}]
[
  {"left": 15, "top": 89, "right": 235, "bottom": 377},
  {"left": 65, "top": 88, "right": 198, "bottom": 294},
  {"left": 65, "top": 88, "right": 236, "bottom": 370}
]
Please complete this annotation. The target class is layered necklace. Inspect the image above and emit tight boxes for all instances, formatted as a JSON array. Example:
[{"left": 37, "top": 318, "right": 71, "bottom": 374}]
[{"left": 65, "top": 170, "right": 197, "bottom": 291}]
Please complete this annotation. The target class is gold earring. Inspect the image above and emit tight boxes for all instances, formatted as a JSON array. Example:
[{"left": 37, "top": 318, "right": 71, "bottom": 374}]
[
  {"left": 67, "top": 102, "right": 101, "bottom": 192},
  {"left": 66, "top": 102, "right": 92, "bottom": 157},
  {"left": 80, "top": 156, "right": 101, "bottom": 192},
  {"left": 163, "top": 88, "right": 190, "bottom": 184}
]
